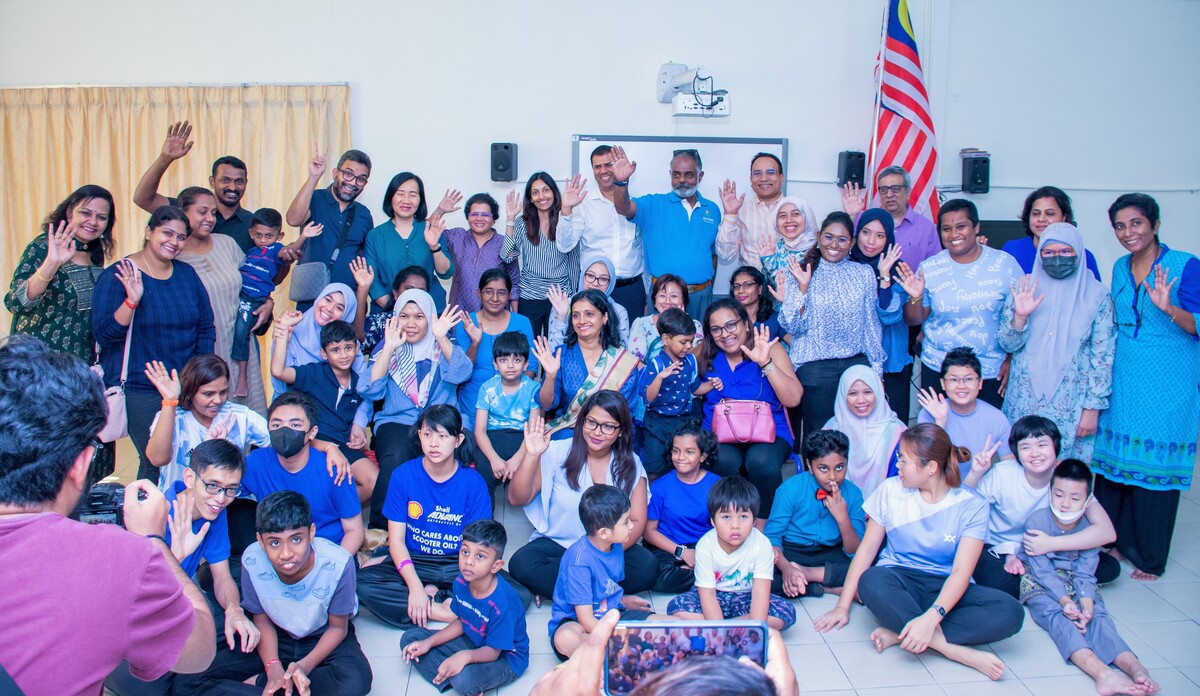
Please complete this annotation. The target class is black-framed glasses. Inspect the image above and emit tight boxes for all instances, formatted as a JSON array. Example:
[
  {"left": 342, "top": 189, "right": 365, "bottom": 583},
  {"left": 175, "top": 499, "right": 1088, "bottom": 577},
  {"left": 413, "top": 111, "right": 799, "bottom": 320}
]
[
  {"left": 89, "top": 439, "right": 103, "bottom": 463},
  {"left": 197, "top": 475, "right": 243, "bottom": 499},
  {"left": 582, "top": 417, "right": 620, "bottom": 436},
  {"left": 730, "top": 281, "right": 759, "bottom": 292},
  {"left": 751, "top": 168, "right": 780, "bottom": 177},
  {"left": 709, "top": 318, "right": 743, "bottom": 336},
  {"left": 583, "top": 271, "right": 611, "bottom": 286},
  {"left": 878, "top": 184, "right": 906, "bottom": 195},
  {"left": 338, "top": 168, "right": 369, "bottom": 186}
]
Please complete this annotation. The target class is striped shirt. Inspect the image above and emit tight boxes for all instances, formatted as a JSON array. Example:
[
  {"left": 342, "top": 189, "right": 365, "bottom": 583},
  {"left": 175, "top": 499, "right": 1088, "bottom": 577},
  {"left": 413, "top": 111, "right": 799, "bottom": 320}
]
[
  {"left": 500, "top": 218, "right": 577, "bottom": 300},
  {"left": 778, "top": 258, "right": 885, "bottom": 373}
]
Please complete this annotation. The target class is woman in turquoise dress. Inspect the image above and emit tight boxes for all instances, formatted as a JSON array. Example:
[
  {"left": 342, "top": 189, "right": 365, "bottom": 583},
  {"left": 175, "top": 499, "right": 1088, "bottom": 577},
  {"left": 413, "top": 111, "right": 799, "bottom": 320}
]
[{"left": 1092, "top": 193, "right": 1200, "bottom": 581}]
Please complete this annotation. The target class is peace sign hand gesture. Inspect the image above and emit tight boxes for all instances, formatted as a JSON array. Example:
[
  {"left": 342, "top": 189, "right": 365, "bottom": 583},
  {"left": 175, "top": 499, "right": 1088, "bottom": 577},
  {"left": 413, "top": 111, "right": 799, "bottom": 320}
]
[
  {"left": 786, "top": 257, "right": 813, "bottom": 294},
  {"left": 308, "top": 141, "right": 327, "bottom": 180},
  {"left": 161, "top": 121, "right": 194, "bottom": 162},
  {"left": 895, "top": 262, "right": 925, "bottom": 299},
  {"left": 610, "top": 146, "right": 637, "bottom": 182},
  {"left": 720, "top": 179, "right": 744, "bottom": 216},
  {"left": 971, "top": 434, "right": 1002, "bottom": 480},
  {"left": 1012, "top": 275, "right": 1045, "bottom": 319},
  {"left": 739, "top": 324, "right": 778, "bottom": 367},
  {"left": 1145, "top": 264, "right": 1177, "bottom": 315}
]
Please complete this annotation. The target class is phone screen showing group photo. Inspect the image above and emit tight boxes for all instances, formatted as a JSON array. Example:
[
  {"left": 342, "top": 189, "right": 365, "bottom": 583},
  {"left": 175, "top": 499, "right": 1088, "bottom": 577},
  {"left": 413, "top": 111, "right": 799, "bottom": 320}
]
[{"left": 603, "top": 620, "right": 768, "bottom": 695}]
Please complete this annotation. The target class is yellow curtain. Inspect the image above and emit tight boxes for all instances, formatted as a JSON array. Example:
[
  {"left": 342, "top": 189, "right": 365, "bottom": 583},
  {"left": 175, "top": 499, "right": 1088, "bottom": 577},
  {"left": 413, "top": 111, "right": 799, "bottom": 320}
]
[{"left": 0, "top": 84, "right": 352, "bottom": 331}]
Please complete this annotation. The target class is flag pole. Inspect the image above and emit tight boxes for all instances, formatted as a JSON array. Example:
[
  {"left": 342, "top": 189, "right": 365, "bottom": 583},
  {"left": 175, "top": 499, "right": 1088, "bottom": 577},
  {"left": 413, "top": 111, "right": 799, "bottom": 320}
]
[{"left": 866, "top": 0, "right": 891, "bottom": 199}]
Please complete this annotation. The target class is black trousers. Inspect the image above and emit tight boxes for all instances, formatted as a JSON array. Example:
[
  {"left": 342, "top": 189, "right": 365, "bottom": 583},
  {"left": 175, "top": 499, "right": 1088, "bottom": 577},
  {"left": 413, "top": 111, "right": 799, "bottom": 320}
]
[
  {"left": 611, "top": 278, "right": 648, "bottom": 321},
  {"left": 508, "top": 536, "right": 658, "bottom": 599},
  {"left": 647, "top": 544, "right": 696, "bottom": 594},
  {"left": 771, "top": 541, "right": 852, "bottom": 596},
  {"left": 474, "top": 428, "right": 525, "bottom": 511},
  {"left": 125, "top": 388, "right": 165, "bottom": 482},
  {"left": 920, "top": 362, "right": 1003, "bottom": 410},
  {"left": 172, "top": 623, "right": 372, "bottom": 696},
  {"left": 712, "top": 438, "right": 793, "bottom": 517},
  {"left": 518, "top": 298, "right": 553, "bottom": 338},
  {"left": 640, "top": 411, "right": 687, "bottom": 478},
  {"left": 796, "top": 354, "right": 870, "bottom": 444},
  {"left": 883, "top": 363, "right": 914, "bottom": 424},
  {"left": 1094, "top": 474, "right": 1181, "bottom": 576},
  {"left": 972, "top": 544, "right": 1121, "bottom": 598}
]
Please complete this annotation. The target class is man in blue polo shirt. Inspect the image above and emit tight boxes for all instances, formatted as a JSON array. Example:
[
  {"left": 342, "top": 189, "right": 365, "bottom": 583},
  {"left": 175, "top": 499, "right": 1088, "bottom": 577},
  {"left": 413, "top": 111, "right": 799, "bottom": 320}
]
[
  {"left": 610, "top": 146, "right": 721, "bottom": 316},
  {"left": 284, "top": 146, "right": 376, "bottom": 310}
]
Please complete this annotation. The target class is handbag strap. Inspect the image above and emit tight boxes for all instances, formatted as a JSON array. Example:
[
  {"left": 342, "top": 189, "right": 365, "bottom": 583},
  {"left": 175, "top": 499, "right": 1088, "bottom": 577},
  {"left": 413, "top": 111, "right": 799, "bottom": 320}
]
[
  {"left": 325, "top": 205, "right": 357, "bottom": 266},
  {"left": 118, "top": 308, "right": 135, "bottom": 387},
  {"left": 719, "top": 399, "right": 763, "bottom": 443}
]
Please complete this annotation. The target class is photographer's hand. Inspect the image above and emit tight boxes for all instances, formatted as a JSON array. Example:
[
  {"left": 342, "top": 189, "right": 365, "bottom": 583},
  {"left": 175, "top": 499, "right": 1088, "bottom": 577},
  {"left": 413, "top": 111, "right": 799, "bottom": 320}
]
[{"left": 123, "top": 480, "right": 169, "bottom": 537}]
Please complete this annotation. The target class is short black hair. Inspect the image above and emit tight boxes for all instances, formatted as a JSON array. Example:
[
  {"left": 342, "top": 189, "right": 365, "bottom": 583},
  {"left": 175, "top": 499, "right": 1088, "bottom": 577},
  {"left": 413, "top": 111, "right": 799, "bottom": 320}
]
[
  {"left": 462, "top": 519, "right": 507, "bottom": 557},
  {"left": 393, "top": 266, "right": 431, "bottom": 293},
  {"left": 319, "top": 320, "right": 358, "bottom": 349},
  {"left": 211, "top": 156, "right": 247, "bottom": 177},
  {"left": 189, "top": 438, "right": 246, "bottom": 476},
  {"left": 1108, "top": 192, "right": 1160, "bottom": 230},
  {"left": 938, "top": 198, "right": 980, "bottom": 227},
  {"left": 176, "top": 186, "right": 215, "bottom": 214},
  {"left": 0, "top": 336, "right": 106, "bottom": 506},
  {"left": 590, "top": 144, "right": 614, "bottom": 163},
  {"left": 464, "top": 192, "right": 500, "bottom": 221},
  {"left": 750, "top": 152, "right": 783, "bottom": 172},
  {"left": 250, "top": 207, "right": 282, "bottom": 231},
  {"left": 803, "top": 429, "right": 850, "bottom": 463},
  {"left": 656, "top": 307, "right": 695, "bottom": 339},
  {"left": 337, "top": 149, "right": 372, "bottom": 173},
  {"left": 940, "top": 346, "right": 981, "bottom": 379},
  {"left": 707, "top": 476, "right": 760, "bottom": 519},
  {"left": 1052, "top": 458, "right": 1093, "bottom": 495},
  {"left": 579, "top": 484, "right": 631, "bottom": 536},
  {"left": 1009, "top": 415, "right": 1062, "bottom": 457},
  {"left": 268, "top": 391, "right": 318, "bottom": 429},
  {"left": 255, "top": 490, "right": 312, "bottom": 534},
  {"left": 491, "top": 331, "right": 530, "bottom": 361}
]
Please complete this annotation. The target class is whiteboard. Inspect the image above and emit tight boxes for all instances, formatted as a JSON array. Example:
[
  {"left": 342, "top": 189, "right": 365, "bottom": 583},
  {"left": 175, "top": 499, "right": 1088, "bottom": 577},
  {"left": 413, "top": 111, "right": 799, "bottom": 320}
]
[{"left": 571, "top": 135, "right": 788, "bottom": 295}]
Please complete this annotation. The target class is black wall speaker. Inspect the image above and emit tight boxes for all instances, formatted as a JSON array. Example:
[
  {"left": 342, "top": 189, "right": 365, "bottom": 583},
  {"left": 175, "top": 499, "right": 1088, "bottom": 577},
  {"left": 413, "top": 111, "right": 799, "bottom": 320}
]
[
  {"left": 837, "top": 151, "right": 865, "bottom": 187},
  {"left": 962, "top": 156, "right": 990, "bottom": 194},
  {"left": 491, "top": 143, "right": 518, "bottom": 182}
]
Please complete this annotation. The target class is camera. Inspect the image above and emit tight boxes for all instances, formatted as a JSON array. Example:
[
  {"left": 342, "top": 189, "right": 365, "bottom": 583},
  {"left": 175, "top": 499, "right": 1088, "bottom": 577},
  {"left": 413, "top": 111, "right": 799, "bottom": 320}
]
[{"left": 78, "top": 481, "right": 127, "bottom": 527}]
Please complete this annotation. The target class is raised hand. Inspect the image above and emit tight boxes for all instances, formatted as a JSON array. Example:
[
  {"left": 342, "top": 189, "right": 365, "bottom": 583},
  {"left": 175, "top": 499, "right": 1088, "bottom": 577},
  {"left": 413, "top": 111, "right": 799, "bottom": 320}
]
[
  {"left": 144, "top": 361, "right": 181, "bottom": 400},
  {"left": 116, "top": 258, "right": 144, "bottom": 305},
  {"left": 532, "top": 336, "right": 561, "bottom": 375},
  {"left": 44, "top": 220, "right": 75, "bottom": 268},
  {"left": 431, "top": 304, "right": 463, "bottom": 339},
  {"left": 916, "top": 387, "right": 949, "bottom": 426},
  {"left": 823, "top": 480, "right": 849, "bottom": 522},
  {"left": 610, "top": 145, "right": 637, "bottom": 182},
  {"left": 524, "top": 413, "right": 551, "bottom": 457},
  {"left": 1145, "top": 264, "right": 1177, "bottom": 315},
  {"left": 167, "top": 489, "right": 210, "bottom": 561},
  {"left": 719, "top": 179, "right": 745, "bottom": 216},
  {"left": 206, "top": 414, "right": 234, "bottom": 442},
  {"left": 460, "top": 311, "right": 482, "bottom": 344},
  {"left": 877, "top": 244, "right": 903, "bottom": 279},
  {"left": 505, "top": 190, "right": 522, "bottom": 221},
  {"left": 895, "top": 262, "right": 925, "bottom": 299},
  {"left": 768, "top": 270, "right": 787, "bottom": 303},
  {"left": 758, "top": 236, "right": 777, "bottom": 262},
  {"left": 435, "top": 188, "right": 463, "bottom": 216},
  {"left": 300, "top": 222, "right": 324, "bottom": 238},
  {"left": 840, "top": 182, "right": 866, "bottom": 218},
  {"left": 424, "top": 213, "right": 446, "bottom": 250},
  {"left": 561, "top": 174, "right": 589, "bottom": 210},
  {"left": 278, "top": 309, "right": 305, "bottom": 330},
  {"left": 382, "top": 315, "right": 405, "bottom": 349},
  {"left": 161, "top": 121, "right": 194, "bottom": 162},
  {"left": 740, "top": 324, "right": 778, "bottom": 367},
  {"left": 786, "top": 257, "right": 813, "bottom": 294},
  {"left": 1012, "top": 275, "right": 1045, "bottom": 318},
  {"left": 349, "top": 257, "right": 374, "bottom": 292},
  {"left": 308, "top": 141, "right": 327, "bottom": 180},
  {"left": 971, "top": 434, "right": 1002, "bottom": 479},
  {"left": 547, "top": 284, "right": 571, "bottom": 321}
]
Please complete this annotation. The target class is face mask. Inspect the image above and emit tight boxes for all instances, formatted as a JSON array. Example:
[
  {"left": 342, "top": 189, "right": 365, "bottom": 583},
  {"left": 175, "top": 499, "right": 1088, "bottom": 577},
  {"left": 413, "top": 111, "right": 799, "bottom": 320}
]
[
  {"left": 1050, "top": 494, "right": 1091, "bottom": 524},
  {"left": 1042, "top": 255, "right": 1079, "bottom": 280},
  {"left": 270, "top": 427, "right": 308, "bottom": 458}
]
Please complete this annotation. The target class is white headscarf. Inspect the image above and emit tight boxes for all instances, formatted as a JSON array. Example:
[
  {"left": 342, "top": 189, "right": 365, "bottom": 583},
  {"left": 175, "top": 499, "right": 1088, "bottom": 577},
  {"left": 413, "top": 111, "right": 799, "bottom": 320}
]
[
  {"left": 824, "top": 364, "right": 906, "bottom": 498},
  {"left": 1023, "top": 223, "right": 1106, "bottom": 400},
  {"left": 387, "top": 289, "right": 441, "bottom": 405},
  {"left": 773, "top": 196, "right": 819, "bottom": 250}
]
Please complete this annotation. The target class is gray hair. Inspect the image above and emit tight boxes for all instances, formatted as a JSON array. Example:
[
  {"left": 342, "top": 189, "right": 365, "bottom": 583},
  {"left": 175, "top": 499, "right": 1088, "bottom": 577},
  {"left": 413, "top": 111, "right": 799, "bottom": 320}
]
[{"left": 876, "top": 165, "right": 910, "bottom": 189}]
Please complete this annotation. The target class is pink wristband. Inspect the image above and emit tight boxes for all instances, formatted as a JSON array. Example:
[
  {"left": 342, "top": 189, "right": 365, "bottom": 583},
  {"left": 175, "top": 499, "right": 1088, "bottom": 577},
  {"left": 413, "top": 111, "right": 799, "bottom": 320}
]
[
  {"left": 396, "top": 559, "right": 413, "bottom": 573},
  {"left": 264, "top": 659, "right": 281, "bottom": 670}
]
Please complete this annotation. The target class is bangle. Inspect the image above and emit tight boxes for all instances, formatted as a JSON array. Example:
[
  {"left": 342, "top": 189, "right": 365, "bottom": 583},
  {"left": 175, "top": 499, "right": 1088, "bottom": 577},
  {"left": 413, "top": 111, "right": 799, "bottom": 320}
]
[
  {"left": 34, "top": 269, "right": 54, "bottom": 283},
  {"left": 396, "top": 558, "right": 413, "bottom": 573},
  {"left": 908, "top": 296, "right": 922, "bottom": 305},
  {"left": 145, "top": 534, "right": 168, "bottom": 545},
  {"left": 1169, "top": 306, "right": 1178, "bottom": 323},
  {"left": 264, "top": 659, "right": 281, "bottom": 670},
  {"left": 162, "top": 399, "right": 179, "bottom": 408},
  {"left": 761, "top": 359, "right": 776, "bottom": 376},
  {"left": 505, "top": 221, "right": 516, "bottom": 227},
  {"left": 123, "top": 299, "right": 138, "bottom": 310}
]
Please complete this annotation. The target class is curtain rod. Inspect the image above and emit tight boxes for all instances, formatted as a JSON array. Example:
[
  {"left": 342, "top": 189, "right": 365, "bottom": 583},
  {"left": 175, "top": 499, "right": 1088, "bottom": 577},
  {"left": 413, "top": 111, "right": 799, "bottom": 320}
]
[{"left": 0, "top": 82, "right": 350, "bottom": 90}]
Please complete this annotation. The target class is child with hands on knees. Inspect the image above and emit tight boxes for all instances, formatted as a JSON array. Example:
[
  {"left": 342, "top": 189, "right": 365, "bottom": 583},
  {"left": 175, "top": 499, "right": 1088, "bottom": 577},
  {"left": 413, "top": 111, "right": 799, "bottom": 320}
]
[
  {"left": 637, "top": 308, "right": 704, "bottom": 478},
  {"left": 642, "top": 421, "right": 720, "bottom": 593},
  {"left": 473, "top": 331, "right": 541, "bottom": 504},
  {"left": 401, "top": 520, "right": 530, "bottom": 695}
]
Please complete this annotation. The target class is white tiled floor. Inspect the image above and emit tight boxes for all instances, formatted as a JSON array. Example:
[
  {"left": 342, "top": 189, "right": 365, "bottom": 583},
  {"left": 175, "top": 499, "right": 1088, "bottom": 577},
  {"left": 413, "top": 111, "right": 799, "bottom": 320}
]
[{"left": 105, "top": 444, "right": 1200, "bottom": 695}]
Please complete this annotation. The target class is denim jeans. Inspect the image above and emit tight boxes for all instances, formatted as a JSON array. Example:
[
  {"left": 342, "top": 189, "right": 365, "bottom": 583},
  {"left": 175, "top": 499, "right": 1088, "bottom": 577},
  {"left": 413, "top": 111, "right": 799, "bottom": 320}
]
[{"left": 400, "top": 631, "right": 518, "bottom": 695}]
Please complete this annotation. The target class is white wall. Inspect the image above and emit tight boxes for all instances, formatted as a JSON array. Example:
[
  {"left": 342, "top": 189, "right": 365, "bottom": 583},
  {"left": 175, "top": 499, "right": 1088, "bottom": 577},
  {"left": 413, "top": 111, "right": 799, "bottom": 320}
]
[{"left": 2, "top": 0, "right": 1197, "bottom": 279}]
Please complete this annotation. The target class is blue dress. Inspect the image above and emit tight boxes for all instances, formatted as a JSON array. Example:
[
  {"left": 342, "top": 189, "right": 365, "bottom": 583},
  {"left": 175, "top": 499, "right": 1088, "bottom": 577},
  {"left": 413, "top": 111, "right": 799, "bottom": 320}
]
[{"left": 1093, "top": 246, "right": 1200, "bottom": 491}]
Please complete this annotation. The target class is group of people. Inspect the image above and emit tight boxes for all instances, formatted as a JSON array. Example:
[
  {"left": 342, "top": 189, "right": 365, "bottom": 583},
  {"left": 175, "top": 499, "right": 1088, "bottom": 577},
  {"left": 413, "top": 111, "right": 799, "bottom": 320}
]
[{"left": 2, "top": 123, "right": 1196, "bottom": 696}]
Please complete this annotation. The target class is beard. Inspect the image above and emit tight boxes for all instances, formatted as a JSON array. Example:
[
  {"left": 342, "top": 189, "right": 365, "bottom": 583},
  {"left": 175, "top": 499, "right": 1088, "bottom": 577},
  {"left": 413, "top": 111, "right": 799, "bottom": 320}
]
[{"left": 673, "top": 184, "right": 697, "bottom": 199}]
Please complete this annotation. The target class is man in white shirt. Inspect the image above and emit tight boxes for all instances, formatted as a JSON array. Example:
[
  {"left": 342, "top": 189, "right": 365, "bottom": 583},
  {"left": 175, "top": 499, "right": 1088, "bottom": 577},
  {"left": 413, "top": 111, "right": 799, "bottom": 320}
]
[
  {"left": 557, "top": 145, "right": 648, "bottom": 319},
  {"left": 716, "top": 153, "right": 802, "bottom": 268}
]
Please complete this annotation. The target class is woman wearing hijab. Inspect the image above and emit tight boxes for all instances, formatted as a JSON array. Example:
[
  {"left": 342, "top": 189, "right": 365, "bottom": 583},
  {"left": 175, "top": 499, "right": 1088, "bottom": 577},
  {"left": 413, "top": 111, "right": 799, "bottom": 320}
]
[
  {"left": 361, "top": 289, "right": 471, "bottom": 528},
  {"left": 759, "top": 196, "right": 819, "bottom": 283},
  {"left": 825, "top": 364, "right": 907, "bottom": 498},
  {"left": 851, "top": 208, "right": 912, "bottom": 421},
  {"left": 997, "top": 223, "right": 1115, "bottom": 461},
  {"left": 546, "top": 254, "right": 630, "bottom": 349}
]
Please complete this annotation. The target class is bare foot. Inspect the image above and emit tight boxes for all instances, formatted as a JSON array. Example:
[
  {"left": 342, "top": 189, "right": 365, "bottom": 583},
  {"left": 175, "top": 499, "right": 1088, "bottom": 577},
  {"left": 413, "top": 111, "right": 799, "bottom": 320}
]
[
  {"left": 939, "top": 643, "right": 1006, "bottom": 681},
  {"left": 423, "top": 583, "right": 439, "bottom": 602},
  {"left": 871, "top": 627, "right": 900, "bottom": 653},
  {"left": 1095, "top": 667, "right": 1146, "bottom": 695},
  {"left": 1106, "top": 547, "right": 1125, "bottom": 561},
  {"left": 534, "top": 594, "right": 542, "bottom": 608},
  {"left": 1130, "top": 569, "right": 1160, "bottom": 581},
  {"left": 1124, "top": 663, "right": 1160, "bottom": 695},
  {"left": 233, "top": 374, "right": 249, "bottom": 399}
]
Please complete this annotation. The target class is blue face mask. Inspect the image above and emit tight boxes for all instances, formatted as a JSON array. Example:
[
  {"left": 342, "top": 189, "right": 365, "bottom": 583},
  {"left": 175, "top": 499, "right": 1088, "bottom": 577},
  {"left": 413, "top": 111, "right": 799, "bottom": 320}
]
[{"left": 1042, "top": 255, "right": 1078, "bottom": 280}]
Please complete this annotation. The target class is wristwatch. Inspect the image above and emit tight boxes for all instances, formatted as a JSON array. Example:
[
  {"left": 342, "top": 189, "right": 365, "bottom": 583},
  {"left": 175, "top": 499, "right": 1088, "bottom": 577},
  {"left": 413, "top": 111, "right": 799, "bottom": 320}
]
[
  {"left": 931, "top": 604, "right": 946, "bottom": 619},
  {"left": 673, "top": 545, "right": 685, "bottom": 561}
]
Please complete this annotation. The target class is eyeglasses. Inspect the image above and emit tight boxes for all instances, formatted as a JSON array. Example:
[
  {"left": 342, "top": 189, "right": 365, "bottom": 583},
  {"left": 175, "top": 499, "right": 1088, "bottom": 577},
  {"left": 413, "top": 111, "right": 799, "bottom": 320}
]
[
  {"left": 820, "top": 232, "right": 852, "bottom": 246},
  {"left": 1040, "top": 250, "right": 1077, "bottom": 258},
  {"left": 338, "top": 168, "right": 369, "bottom": 186},
  {"left": 481, "top": 288, "right": 509, "bottom": 299},
  {"left": 197, "top": 475, "right": 243, "bottom": 499},
  {"left": 730, "top": 281, "right": 759, "bottom": 292},
  {"left": 878, "top": 185, "right": 906, "bottom": 196},
  {"left": 582, "top": 417, "right": 620, "bottom": 436},
  {"left": 751, "top": 169, "right": 780, "bottom": 177},
  {"left": 584, "top": 271, "right": 611, "bottom": 286},
  {"left": 467, "top": 211, "right": 493, "bottom": 219},
  {"left": 708, "top": 318, "right": 743, "bottom": 336},
  {"left": 944, "top": 376, "right": 979, "bottom": 387}
]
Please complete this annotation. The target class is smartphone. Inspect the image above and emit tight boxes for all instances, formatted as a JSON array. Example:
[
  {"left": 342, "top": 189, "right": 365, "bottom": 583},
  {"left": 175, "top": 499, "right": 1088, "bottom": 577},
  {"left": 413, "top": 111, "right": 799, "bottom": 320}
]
[{"left": 603, "top": 620, "right": 769, "bottom": 695}]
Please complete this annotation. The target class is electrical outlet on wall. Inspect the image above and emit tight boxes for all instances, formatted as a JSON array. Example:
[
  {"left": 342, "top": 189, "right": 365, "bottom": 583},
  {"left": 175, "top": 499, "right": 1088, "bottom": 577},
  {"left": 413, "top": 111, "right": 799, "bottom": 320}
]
[{"left": 672, "top": 93, "right": 730, "bottom": 117}]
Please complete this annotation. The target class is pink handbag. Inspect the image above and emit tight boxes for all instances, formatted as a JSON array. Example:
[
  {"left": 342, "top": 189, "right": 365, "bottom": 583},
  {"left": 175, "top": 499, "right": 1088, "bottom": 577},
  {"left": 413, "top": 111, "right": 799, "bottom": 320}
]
[
  {"left": 712, "top": 399, "right": 776, "bottom": 444},
  {"left": 95, "top": 310, "right": 134, "bottom": 443}
]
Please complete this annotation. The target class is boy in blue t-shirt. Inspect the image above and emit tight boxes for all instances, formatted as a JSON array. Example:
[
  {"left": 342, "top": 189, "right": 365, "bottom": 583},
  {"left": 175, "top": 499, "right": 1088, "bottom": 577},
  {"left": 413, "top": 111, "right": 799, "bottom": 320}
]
[
  {"left": 917, "top": 346, "right": 1016, "bottom": 481},
  {"left": 232, "top": 208, "right": 321, "bottom": 399},
  {"left": 240, "top": 392, "right": 364, "bottom": 556},
  {"left": 550, "top": 485, "right": 655, "bottom": 661},
  {"left": 637, "top": 308, "right": 703, "bottom": 477},
  {"left": 474, "top": 331, "right": 541, "bottom": 504},
  {"left": 175, "top": 491, "right": 372, "bottom": 696},
  {"left": 643, "top": 421, "right": 719, "bottom": 593},
  {"left": 401, "top": 520, "right": 530, "bottom": 693},
  {"left": 271, "top": 315, "right": 375, "bottom": 506},
  {"left": 764, "top": 429, "right": 866, "bottom": 598}
]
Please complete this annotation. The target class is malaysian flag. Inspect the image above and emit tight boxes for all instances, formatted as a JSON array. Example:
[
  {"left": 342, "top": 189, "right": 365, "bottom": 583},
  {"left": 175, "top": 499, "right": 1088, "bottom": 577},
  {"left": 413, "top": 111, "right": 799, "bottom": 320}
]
[{"left": 868, "top": 0, "right": 940, "bottom": 218}]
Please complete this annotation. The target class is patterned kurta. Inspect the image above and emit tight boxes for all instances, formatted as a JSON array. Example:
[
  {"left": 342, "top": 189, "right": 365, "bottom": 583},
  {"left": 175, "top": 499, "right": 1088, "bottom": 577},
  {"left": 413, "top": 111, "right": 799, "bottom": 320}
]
[{"left": 778, "top": 258, "right": 885, "bottom": 373}]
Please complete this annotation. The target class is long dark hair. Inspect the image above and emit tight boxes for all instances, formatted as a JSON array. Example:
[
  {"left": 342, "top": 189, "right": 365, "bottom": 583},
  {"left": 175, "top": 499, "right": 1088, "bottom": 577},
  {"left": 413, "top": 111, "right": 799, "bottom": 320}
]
[
  {"left": 730, "top": 266, "right": 774, "bottom": 323},
  {"left": 522, "top": 171, "right": 561, "bottom": 244},
  {"left": 802, "top": 211, "right": 854, "bottom": 273},
  {"left": 563, "top": 390, "right": 636, "bottom": 493},
  {"left": 697, "top": 298, "right": 753, "bottom": 373},
  {"left": 564, "top": 290, "right": 622, "bottom": 350},
  {"left": 41, "top": 184, "right": 116, "bottom": 266}
]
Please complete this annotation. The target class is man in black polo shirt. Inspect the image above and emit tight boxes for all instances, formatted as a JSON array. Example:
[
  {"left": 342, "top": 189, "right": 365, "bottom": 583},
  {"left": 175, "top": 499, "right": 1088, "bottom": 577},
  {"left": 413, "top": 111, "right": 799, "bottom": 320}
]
[{"left": 134, "top": 121, "right": 255, "bottom": 251}]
